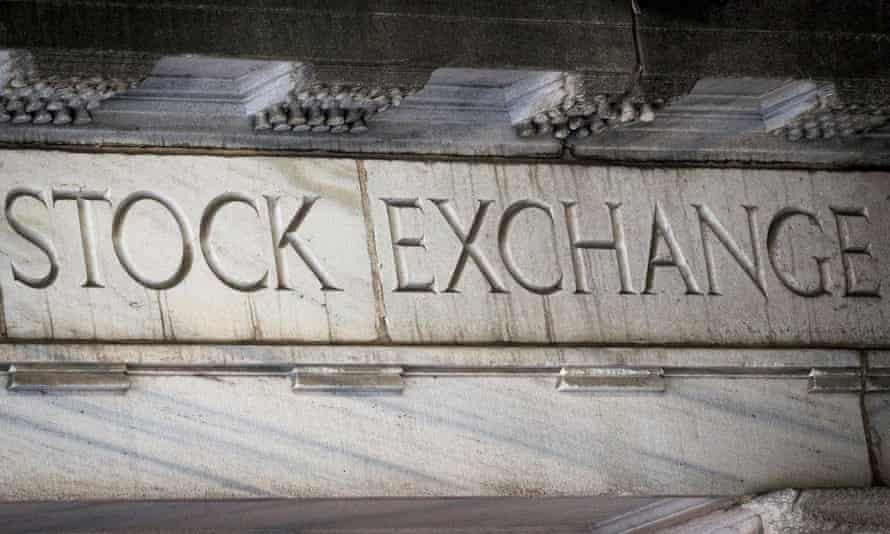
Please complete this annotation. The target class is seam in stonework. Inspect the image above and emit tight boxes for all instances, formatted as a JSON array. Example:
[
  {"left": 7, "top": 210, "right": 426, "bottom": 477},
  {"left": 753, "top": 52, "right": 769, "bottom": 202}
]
[
  {"left": 356, "top": 159, "right": 391, "bottom": 343},
  {"left": 860, "top": 350, "right": 886, "bottom": 486},
  {"left": 0, "top": 286, "right": 6, "bottom": 338},
  {"left": 629, "top": 0, "right": 647, "bottom": 96}
]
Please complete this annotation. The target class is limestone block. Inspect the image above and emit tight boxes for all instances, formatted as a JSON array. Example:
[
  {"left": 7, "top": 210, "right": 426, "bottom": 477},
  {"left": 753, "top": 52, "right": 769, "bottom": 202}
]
[
  {"left": 365, "top": 161, "right": 890, "bottom": 345},
  {"left": 1, "top": 151, "right": 889, "bottom": 346},
  {"left": 0, "top": 355, "right": 870, "bottom": 500},
  {"left": 0, "top": 151, "right": 377, "bottom": 342}
]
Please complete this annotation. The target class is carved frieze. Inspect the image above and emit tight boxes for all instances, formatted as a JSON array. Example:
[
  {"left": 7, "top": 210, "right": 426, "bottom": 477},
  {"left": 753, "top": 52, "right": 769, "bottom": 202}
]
[
  {"left": 0, "top": 49, "right": 889, "bottom": 165},
  {"left": 514, "top": 92, "right": 659, "bottom": 140},
  {"left": 0, "top": 50, "right": 141, "bottom": 127},
  {"left": 775, "top": 103, "right": 889, "bottom": 142},
  {"left": 0, "top": 151, "right": 887, "bottom": 346},
  {"left": 253, "top": 83, "right": 418, "bottom": 134}
]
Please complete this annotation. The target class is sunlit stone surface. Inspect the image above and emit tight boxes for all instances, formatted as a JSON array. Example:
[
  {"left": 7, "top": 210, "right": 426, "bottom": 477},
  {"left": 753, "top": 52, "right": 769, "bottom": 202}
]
[
  {"left": 0, "top": 151, "right": 886, "bottom": 346},
  {"left": 0, "top": 149, "right": 885, "bottom": 502},
  {"left": 0, "top": 351, "right": 870, "bottom": 500}
]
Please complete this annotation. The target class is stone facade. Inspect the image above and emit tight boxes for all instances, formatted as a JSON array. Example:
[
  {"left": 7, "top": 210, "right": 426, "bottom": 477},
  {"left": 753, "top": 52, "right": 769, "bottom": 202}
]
[
  {"left": 0, "top": 5, "right": 888, "bottom": 526},
  {"left": 0, "top": 149, "right": 886, "bottom": 502}
]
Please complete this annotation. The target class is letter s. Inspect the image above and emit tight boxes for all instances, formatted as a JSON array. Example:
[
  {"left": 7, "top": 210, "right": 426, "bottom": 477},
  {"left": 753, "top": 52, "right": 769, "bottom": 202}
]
[{"left": 5, "top": 187, "right": 59, "bottom": 289}]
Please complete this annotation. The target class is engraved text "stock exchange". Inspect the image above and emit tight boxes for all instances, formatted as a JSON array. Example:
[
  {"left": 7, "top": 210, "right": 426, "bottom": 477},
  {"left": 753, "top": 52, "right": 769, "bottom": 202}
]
[{"left": 3, "top": 188, "right": 882, "bottom": 299}]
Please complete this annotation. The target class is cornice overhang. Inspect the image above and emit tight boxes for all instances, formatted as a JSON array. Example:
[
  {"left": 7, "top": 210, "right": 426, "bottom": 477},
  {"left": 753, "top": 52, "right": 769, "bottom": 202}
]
[{"left": 0, "top": 50, "right": 887, "bottom": 168}]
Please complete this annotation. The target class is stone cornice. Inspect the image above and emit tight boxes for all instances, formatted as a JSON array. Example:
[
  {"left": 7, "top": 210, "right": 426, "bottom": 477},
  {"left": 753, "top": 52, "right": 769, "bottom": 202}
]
[{"left": 0, "top": 50, "right": 888, "bottom": 167}]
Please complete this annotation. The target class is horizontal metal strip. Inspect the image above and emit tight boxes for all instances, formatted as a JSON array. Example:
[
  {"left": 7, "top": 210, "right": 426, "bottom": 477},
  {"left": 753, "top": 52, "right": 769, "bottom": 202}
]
[
  {"left": 0, "top": 344, "right": 862, "bottom": 369},
  {"left": 0, "top": 363, "right": 865, "bottom": 380}
]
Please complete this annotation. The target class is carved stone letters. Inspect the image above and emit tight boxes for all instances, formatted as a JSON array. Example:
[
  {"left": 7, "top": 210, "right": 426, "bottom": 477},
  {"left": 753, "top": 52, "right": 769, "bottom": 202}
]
[
  {"left": 1, "top": 153, "right": 887, "bottom": 344},
  {"left": 6, "top": 188, "right": 344, "bottom": 293},
  {"left": 2, "top": 187, "right": 883, "bottom": 300}
]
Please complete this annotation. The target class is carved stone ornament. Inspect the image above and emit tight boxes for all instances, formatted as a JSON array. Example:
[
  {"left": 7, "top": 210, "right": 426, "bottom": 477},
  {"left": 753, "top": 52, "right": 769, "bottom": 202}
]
[
  {"left": 1, "top": 48, "right": 889, "bottom": 166},
  {"left": 0, "top": 50, "right": 141, "bottom": 127}
]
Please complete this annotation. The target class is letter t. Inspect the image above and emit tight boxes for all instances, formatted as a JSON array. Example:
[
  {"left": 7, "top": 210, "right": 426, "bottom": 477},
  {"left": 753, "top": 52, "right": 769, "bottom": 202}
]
[{"left": 52, "top": 187, "right": 112, "bottom": 288}]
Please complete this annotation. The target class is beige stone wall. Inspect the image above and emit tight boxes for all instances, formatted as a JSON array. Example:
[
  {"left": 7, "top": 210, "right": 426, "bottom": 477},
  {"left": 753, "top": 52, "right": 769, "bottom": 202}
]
[
  {"left": 1, "top": 151, "right": 887, "bottom": 346},
  {"left": 0, "top": 149, "right": 886, "bottom": 500}
]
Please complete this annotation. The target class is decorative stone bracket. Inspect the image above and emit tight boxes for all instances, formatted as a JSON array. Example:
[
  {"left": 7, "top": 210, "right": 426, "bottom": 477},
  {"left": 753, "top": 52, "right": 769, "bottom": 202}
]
[
  {"left": 808, "top": 368, "right": 863, "bottom": 393},
  {"left": 292, "top": 366, "right": 405, "bottom": 394},
  {"left": 95, "top": 56, "right": 309, "bottom": 130},
  {"left": 662, "top": 78, "right": 823, "bottom": 133},
  {"left": 7, "top": 363, "right": 130, "bottom": 392},
  {"left": 556, "top": 367, "right": 665, "bottom": 393},
  {"left": 1, "top": 49, "right": 888, "bottom": 164}
]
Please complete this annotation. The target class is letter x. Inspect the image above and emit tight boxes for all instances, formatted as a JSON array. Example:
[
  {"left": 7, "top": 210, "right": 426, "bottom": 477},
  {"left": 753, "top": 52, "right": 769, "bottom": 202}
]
[{"left": 430, "top": 199, "right": 507, "bottom": 293}]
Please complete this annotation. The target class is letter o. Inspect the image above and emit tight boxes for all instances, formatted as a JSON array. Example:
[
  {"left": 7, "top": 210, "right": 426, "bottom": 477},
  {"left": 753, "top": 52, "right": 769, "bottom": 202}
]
[{"left": 113, "top": 191, "right": 195, "bottom": 290}]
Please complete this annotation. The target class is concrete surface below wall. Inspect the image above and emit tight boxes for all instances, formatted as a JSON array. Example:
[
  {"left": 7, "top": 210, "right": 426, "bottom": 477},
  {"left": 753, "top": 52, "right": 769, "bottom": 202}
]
[
  {"left": 0, "top": 496, "right": 702, "bottom": 534},
  {"left": 0, "top": 490, "right": 888, "bottom": 533}
]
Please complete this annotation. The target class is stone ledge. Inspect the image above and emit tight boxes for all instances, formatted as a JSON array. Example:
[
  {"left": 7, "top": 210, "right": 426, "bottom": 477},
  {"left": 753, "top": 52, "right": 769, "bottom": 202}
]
[
  {"left": 1, "top": 50, "right": 889, "bottom": 165},
  {"left": 0, "top": 492, "right": 886, "bottom": 533},
  {"left": 0, "top": 345, "right": 863, "bottom": 369},
  {"left": 0, "top": 497, "right": 715, "bottom": 534}
]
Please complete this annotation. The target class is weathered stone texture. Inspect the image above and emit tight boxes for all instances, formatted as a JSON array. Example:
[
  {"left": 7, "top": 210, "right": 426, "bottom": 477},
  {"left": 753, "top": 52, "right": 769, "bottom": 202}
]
[
  {"left": 0, "top": 152, "right": 377, "bottom": 342},
  {"left": 1, "top": 151, "right": 888, "bottom": 345},
  {"left": 744, "top": 488, "right": 890, "bottom": 533},
  {"left": 0, "top": 356, "right": 870, "bottom": 500},
  {"left": 0, "top": 151, "right": 883, "bottom": 504},
  {"left": 366, "top": 160, "right": 890, "bottom": 345}
]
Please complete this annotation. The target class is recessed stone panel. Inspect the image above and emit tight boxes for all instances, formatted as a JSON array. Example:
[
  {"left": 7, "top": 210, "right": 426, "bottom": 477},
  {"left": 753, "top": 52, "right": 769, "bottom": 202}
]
[
  {"left": 1, "top": 151, "right": 888, "bottom": 345},
  {"left": 365, "top": 161, "right": 890, "bottom": 345},
  {"left": 0, "top": 151, "right": 377, "bottom": 342}
]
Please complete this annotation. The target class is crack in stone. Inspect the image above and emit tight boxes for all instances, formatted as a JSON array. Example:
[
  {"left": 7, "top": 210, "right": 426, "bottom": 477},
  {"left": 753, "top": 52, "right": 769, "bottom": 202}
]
[
  {"left": 629, "top": 0, "right": 647, "bottom": 96},
  {"left": 356, "top": 159, "right": 391, "bottom": 343},
  {"left": 860, "top": 350, "right": 886, "bottom": 486}
]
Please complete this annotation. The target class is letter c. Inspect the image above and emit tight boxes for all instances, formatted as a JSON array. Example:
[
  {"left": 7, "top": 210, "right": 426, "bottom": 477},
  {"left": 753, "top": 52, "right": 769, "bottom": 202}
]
[
  {"left": 498, "top": 199, "right": 563, "bottom": 295},
  {"left": 200, "top": 193, "right": 269, "bottom": 292}
]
